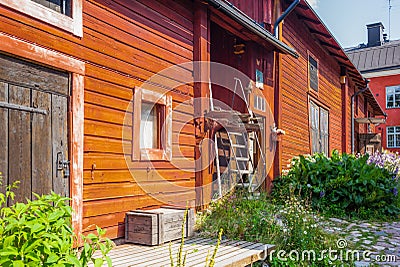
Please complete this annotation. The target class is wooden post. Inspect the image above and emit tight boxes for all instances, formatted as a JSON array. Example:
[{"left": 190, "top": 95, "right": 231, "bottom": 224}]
[
  {"left": 273, "top": 50, "right": 282, "bottom": 186},
  {"left": 341, "top": 67, "right": 349, "bottom": 153},
  {"left": 193, "top": 1, "right": 211, "bottom": 209}
]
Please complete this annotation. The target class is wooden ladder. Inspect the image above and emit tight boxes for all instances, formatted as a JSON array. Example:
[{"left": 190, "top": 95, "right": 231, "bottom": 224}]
[{"left": 214, "top": 128, "right": 260, "bottom": 199}]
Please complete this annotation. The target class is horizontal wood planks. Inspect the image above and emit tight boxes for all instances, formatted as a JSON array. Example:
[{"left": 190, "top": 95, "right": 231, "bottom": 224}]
[
  {"left": 0, "top": 0, "right": 196, "bottom": 239},
  {"left": 280, "top": 15, "right": 343, "bottom": 165},
  {"left": 88, "top": 237, "right": 274, "bottom": 267}
]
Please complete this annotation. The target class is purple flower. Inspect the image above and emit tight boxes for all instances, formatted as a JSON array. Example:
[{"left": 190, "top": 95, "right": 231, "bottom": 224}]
[
  {"left": 393, "top": 188, "right": 398, "bottom": 197},
  {"left": 320, "top": 191, "right": 325, "bottom": 198}
]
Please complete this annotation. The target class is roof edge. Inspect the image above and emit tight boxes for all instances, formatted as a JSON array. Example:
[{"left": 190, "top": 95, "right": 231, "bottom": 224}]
[
  {"left": 295, "top": 0, "right": 366, "bottom": 86},
  {"left": 363, "top": 88, "right": 386, "bottom": 117},
  {"left": 207, "top": 0, "right": 299, "bottom": 58}
]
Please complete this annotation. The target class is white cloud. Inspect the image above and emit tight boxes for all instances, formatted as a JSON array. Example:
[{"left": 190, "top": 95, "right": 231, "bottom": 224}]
[{"left": 306, "top": 0, "right": 319, "bottom": 9}]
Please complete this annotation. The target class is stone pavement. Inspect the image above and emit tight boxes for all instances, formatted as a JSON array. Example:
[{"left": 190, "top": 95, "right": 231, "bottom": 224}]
[{"left": 323, "top": 218, "right": 400, "bottom": 266}]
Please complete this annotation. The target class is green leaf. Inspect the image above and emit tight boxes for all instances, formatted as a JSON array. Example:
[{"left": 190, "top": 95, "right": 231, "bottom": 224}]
[
  {"left": 46, "top": 253, "right": 60, "bottom": 263},
  {"left": 48, "top": 210, "right": 64, "bottom": 222},
  {"left": 66, "top": 255, "right": 81, "bottom": 267},
  {"left": 12, "top": 260, "right": 24, "bottom": 267},
  {"left": 3, "top": 235, "right": 14, "bottom": 247},
  {"left": 31, "top": 223, "right": 45, "bottom": 233},
  {"left": 106, "top": 256, "right": 112, "bottom": 267},
  {"left": 94, "top": 258, "right": 104, "bottom": 267}
]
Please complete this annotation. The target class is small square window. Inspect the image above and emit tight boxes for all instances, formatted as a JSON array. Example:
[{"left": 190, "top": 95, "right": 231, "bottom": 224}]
[
  {"left": 133, "top": 87, "right": 172, "bottom": 161},
  {"left": 140, "top": 102, "right": 165, "bottom": 150}
]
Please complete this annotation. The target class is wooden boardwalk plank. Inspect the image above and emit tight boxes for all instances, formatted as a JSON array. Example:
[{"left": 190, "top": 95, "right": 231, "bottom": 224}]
[{"left": 89, "top": 237, "right": 274, "bottom": 267}]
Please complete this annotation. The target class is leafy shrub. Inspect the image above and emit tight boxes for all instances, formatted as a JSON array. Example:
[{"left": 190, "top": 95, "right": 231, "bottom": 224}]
[
  {"left": 273, "top": 151, "right": 400, "bottom": 219},
  {"left": 0, "top": 173, "right": 113, "bottom": 267}
]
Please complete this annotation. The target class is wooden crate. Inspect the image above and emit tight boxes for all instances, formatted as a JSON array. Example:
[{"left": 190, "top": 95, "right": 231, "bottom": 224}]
[{"left": 125, "top": 207, "right": 195, "bottom": 246}]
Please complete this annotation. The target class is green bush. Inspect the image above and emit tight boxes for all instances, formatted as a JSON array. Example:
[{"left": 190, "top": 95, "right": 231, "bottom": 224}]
[
  {"left": 0, "top": 174, "right": 113, "bottom": 267},
  {"left": 272, "top": 151, "right": 400, "bottom": 219}
]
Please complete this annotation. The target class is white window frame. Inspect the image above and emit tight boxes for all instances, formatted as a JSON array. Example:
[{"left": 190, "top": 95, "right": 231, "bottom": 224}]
[
  {"left": 310, "top": 101, "right": 329, "bottom": 155},
  {"left": 387, "top": 126, "right": 400, "bottom": 148},
  {"left": 308, "top": 54, "right": 319, "bottom": 92},
  {"left": 1, "top": 0, "right": 83, "bottom": 37},
  {"left": 386, "top": 85, "right": 400, "bottom": 109},
  {"left": 132, "top": 87, "right": 172, "bottom": 161}
]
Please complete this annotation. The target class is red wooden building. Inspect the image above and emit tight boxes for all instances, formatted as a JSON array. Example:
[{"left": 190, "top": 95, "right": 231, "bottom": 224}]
[
  {"left": 274, "top": 0, "right": 385, "bottom": 171},
  {"left": 347, "top": 23, "right": 400, "bottom": 153},
  {"left": 0, "top": 0, "right": 385, "bottom": 243},
  {"left": 0, "top": 0, "right": 297, "bottom": 241}
]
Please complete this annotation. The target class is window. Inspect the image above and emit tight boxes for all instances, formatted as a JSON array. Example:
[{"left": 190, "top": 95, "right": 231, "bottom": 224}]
[
  {"left": 387, "top": 126, "right": 400, "bottom": 148},
  {"left": 140, "top": 102, "right": 161, "bottom": 149},
  {"left": 1, "top": 0, "right": 82, "bottom": 36},
  {"left": 253, "top": 95, "right": 266, "bottom": 112},
  {"left": 310, "top": 101, "right": 329, "bottom": 154},
  {"left": 308, "top": 55, "right": 318, "bottom": 92},
  {"left": 386, "top": 85, "right": 400, "bottom": 108},
  {"left": 31, "top": 0, "right": 71, "bottom": 16},
  {"left": 133, "top": 87, "right": 172, "bottom": 161}
]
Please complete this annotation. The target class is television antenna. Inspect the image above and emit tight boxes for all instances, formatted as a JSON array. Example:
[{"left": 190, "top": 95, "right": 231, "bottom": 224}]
[{"left": 388, "top": 0, "right": 392, "bottom": 39}]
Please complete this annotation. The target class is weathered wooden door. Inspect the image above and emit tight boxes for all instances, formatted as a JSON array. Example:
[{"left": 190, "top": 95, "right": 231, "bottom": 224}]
[{"left": 0, "top": 54, "right": 70, "bottom": 204}]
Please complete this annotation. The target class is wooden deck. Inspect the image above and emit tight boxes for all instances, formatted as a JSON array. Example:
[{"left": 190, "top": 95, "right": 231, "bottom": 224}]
[{"left": 91, "top": 237, "right": 274, "bottom": 267}]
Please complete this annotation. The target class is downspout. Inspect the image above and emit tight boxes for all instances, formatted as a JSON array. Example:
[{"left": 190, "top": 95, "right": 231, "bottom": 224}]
[
  {"left": 273, "top": 0, "right": 300, "bottom": 38},
  {"left": 272, "top": 0, "right": 300, "bottom": 179},
  {"left": 351, "top": 80, "right": 369, "bottom": 154}
]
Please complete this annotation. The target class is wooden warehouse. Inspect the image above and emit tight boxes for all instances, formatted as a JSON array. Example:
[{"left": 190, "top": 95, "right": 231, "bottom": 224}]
[
  {"left": 0, "top": 0, "right": 297, "bottom": 241},
  {"left": 0, "top": 0, "right": 385, "bottom": 242},
  {"left": 274, "top": 0, "right": 385, "bottom": 172}
]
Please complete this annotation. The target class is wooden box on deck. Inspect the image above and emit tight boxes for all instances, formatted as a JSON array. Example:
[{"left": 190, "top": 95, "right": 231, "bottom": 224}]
[{"left": 125, "top": 207, "right": 195, "bottom": 246}]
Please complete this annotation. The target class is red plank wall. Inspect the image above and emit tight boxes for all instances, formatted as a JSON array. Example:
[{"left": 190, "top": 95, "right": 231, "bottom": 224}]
[
  {"left": 279, "top": 14, "right": 344, "bottom": 166},
  {"left": 0, "top": 0, "right": 196, "bottom": 239}
]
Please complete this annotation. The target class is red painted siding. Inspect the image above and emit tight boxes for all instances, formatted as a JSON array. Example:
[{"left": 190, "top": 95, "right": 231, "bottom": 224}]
[
  {"left": 0, "top": 0, "right": 196, "bottom": 239},
  {"left": 280, "top": 13, "right": 344, "bottom": 165}
]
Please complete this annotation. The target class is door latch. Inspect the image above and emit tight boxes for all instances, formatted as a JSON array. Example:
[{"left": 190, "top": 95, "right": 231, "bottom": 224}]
[{"left": 56, "top": 152, "right": 70, "bottom": 179}]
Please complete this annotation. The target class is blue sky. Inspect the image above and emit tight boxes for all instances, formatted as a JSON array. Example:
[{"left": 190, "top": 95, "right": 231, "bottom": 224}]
[{"left": 306, "top": 0, "right": 400, "bottom": 48}]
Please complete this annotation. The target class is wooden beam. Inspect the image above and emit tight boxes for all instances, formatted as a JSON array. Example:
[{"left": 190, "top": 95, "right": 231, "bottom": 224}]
[
  {"left": 297, "top": 14, "right": 321, "bottom": 25},
  {"left": 347, "top": 69, "right": 361, "bottom": 76},
  {"left": 348, "top": 72, "right": 360, "bottom": 79},
  {"left": 210, "top": 12, "right": 252, "bottom": 41},
  {"left": 193, "top": 1, "right": 211, "bottom": 209},
  {"left": 339, "top": 62, "right": 355, "bottom": 70},
  {"left": 341, "top": 75, "right": 349, "bottom": 153},
  {"left": 320, "top": 41, "right": 341, "bottom": 51},
  {"left": 309, "top": 28, "right": 332, "bottom": 39},
  {"left": 296, "top": 4, "right": 309, "bottom": 10},
  {"left": 329, "top": 51, "right": 349, "bottom": 61}
]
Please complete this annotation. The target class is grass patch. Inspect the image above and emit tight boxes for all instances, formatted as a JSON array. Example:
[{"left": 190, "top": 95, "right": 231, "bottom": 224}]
[{"left": 197, "top": 191, "right": 352, "bottom": 266}]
